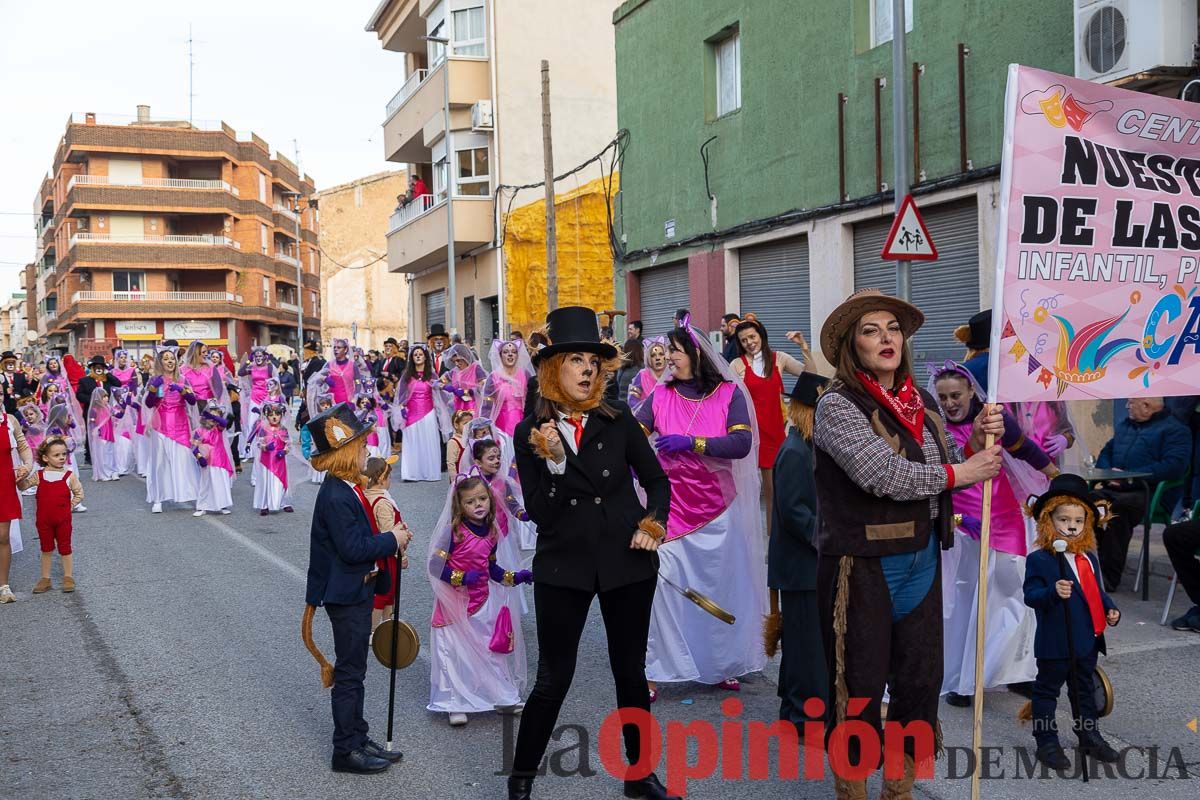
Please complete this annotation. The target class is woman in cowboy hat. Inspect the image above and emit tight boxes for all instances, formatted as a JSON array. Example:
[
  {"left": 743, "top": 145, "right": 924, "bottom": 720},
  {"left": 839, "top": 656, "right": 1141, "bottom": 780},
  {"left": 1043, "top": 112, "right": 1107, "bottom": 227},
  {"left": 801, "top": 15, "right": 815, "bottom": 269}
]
[
  {"left": 302, "top": 403, "right": 410, "bottom": 775},
  {"left": 812, "top": 289, "right": 1005, "bottom": 799},
  {"left": 506, "top": 306, "right": 676, "bottom": 800}
]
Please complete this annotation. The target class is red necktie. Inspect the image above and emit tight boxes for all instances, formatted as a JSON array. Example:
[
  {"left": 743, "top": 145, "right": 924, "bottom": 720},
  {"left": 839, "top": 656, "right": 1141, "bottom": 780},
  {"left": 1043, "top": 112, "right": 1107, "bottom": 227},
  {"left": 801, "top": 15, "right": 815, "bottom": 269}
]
[
  {"left": 1074, "top": 553, "right": 1106, "bottom": 636},
  {"left": 565, "top": 416, "right": 585, "bottom": 450},
  {"left": 353, "top": 485, "right": 381, "bottom": 534}
]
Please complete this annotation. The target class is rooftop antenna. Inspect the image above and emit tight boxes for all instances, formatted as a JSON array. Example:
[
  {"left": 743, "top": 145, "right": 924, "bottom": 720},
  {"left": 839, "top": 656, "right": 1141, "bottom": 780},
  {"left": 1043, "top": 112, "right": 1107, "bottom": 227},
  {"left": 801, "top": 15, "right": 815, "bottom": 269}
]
[{"left": 188, "top": 23, "right": 196, "bottom": 123}]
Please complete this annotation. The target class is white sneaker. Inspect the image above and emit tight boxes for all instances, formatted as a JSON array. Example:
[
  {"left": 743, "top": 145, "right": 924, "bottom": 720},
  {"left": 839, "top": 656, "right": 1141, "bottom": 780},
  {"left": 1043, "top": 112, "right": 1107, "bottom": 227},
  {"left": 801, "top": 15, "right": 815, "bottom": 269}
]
[
  {"left": 0, "top": 585, "right": 15, "bottom": 603},
  {"left": 74, "top": 504, "right": 87, "bottom": 513},
  {"left": 151, "top": 503, "right": 162, "bottom": 514},
  {"left": 192, "top": 510, "right": 207, "bottom": 517},
  {"left": 220, "top": 508, "right": 231, "bottom": 515},
  {"left": 448, "top": 712, "right": 468, "bottom": 727}
]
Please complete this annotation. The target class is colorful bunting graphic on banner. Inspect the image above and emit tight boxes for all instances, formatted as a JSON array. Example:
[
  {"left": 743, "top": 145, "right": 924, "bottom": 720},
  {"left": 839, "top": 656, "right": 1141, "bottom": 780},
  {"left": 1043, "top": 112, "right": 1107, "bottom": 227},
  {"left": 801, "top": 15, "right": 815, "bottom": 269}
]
[
  {"left": 1009, "top": 340, "right": 1028, "bottom": 361},
  {"left": 1001, "top": 319, "right": 1016, "bottom": 339},
  {"left": 1037, "top": 368, "right": 1054, "bottom": 389},
  {"left": 1028, "top": 355, "right": 1041, "bottom": 375}
]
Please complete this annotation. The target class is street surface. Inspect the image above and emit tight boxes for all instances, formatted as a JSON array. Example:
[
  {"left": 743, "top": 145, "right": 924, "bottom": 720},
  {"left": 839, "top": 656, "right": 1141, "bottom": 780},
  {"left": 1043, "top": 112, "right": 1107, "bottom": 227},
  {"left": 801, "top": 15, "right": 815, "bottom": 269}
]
[{"left": 3, "top": 454, "right": 1198, "bottom": 799}]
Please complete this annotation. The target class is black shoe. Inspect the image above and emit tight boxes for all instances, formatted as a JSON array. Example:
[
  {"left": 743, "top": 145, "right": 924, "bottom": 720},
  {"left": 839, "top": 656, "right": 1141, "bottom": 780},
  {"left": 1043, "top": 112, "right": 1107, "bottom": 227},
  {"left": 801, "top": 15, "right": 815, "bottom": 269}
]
[
  {"left": 945, "top": 691, "right": 973, "bottom": 707},
  {"left": 1169, "top": 606, "right": 1200, "bottom": 632},
  {"left": 331, "top": 747, "right": 391, "bottom": 774},
  {"left": 1035, "top": 740, "right": 1070, "bottom": 771},
  {"left": 507, "top": 775, "right": 533, "bottom": 800},
  {"left": 625, "top": 772, "right": 681, "bottom": 800},
  {"left": 1007, "top": 681, "right": 1035, "bottom": 699},
  {"left": 362, "top": 738, "right": 403, "bottom": 763},
  {"left": 1080, "top": 734, "right": 1121, "bottom": 763}
]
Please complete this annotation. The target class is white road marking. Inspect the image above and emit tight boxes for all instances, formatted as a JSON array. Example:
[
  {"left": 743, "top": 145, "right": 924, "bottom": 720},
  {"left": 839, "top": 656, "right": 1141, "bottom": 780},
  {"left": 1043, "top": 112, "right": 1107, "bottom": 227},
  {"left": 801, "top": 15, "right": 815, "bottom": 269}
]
[{"left": 204, "top": 516, "right": 307, "bottom": 582}]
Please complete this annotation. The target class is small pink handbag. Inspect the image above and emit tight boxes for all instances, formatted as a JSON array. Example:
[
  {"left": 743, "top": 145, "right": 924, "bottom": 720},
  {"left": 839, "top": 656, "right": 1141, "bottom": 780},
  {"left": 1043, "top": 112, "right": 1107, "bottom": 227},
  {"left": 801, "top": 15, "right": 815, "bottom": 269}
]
[{"left": 489, "top": 605, "right": 514, "bottom": 654}]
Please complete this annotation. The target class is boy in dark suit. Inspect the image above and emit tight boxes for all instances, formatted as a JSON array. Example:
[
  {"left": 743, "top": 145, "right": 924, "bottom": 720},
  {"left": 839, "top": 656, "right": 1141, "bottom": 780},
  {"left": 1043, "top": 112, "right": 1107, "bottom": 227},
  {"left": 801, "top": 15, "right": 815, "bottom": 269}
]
[
  {"left": 1023, "top": 474, "right": 1121, "bottom": 770},
  {"left": 302, "top": 403, "right": 411, "bottom": 775}
]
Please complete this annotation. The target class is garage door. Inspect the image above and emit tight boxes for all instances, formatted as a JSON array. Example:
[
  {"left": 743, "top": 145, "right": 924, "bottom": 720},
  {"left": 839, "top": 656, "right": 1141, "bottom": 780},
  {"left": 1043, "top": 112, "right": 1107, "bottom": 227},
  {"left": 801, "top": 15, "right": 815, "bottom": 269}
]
[
  {"left": 738, "top": 234, "right": 810, "bottom": 391},
  {"left": 636, "top": 261, "right": 690, "bottom": 339},
  {"left": 853, "top": 198, "right": 979, "bottom": 384},
  {"left": 423, "top": 289, "right": 446, "bottom": 334}
]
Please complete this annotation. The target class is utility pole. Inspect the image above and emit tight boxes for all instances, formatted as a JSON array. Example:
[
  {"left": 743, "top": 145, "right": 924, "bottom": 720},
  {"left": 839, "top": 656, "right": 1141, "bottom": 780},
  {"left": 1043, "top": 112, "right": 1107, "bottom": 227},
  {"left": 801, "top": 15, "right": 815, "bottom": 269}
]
[
  {"left": 891, "top": 0, "right": 911, "bottom": 301},
  {"left": 292, "top": 141, "right": 306, "bottom": 352},
  {"left": 541, "top": 60, "right": 558, "bottom": 310},
  {"left": 187, "top": 24, "right": 196, "bottom": 124}
]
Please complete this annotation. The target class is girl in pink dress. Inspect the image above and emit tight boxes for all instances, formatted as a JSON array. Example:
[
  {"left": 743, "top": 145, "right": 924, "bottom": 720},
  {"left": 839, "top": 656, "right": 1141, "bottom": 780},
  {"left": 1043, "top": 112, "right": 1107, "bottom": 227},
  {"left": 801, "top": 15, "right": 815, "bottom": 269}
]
[
  {"left": 38, "top": 356, "right": 84, "bottom": 446},
  {"left": 397, "top": 345, "right": 448, "bottom": 482},
  {"left": 626, "top": 336, "right": 670, "bottom": 414},
  {"left": 237, "top": 347, "right": 275, "bottom": 459},
  {"left": 427, "top": 473, "right": 532, "bottom": 726},
  {"left": 110, "top": 349, "right": 140, "bottom": 391},
  {"left": 85, "top": 388, "right": 120, "bottom": 482},
  {"left": 192, "top": 400, "right": 234, "bottom": 517},
  {"left": 252, "top": 401, "right": 292, "bottom": 515},
  {"left": 144, "top": 348, "right": 200, "bottom": 513},
  {"left": 440, "top": 343, "right": 487, "bottom": 416},
  {"left": 181, "top": 341, "right": 219, "bottom": 404},
  {"left": 480, "top": 339, "right": 534, "bottom": 437}
]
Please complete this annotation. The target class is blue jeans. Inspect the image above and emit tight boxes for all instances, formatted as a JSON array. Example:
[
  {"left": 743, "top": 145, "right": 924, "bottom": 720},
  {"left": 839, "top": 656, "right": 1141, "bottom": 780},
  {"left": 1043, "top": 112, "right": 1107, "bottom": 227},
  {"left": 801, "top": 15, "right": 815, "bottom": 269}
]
[
  {"left": 326, "top": 597, "right": 373, "bottom": 755},
  {"left": 880, "top": 536, "right": 939, "bottom": 621}
]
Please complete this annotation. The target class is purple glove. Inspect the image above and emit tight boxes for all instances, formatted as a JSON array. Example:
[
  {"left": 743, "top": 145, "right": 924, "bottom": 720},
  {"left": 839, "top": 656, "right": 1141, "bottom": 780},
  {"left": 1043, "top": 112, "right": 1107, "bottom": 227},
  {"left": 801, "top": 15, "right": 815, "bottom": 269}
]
[
  {"left": 439, "top": 383, "right": 457, "bottom": 395},
  {"left": 1044, "top": 434, "right": 1069, "bottom": 459},
  {"left": 463, "top": 570, "right": 486, "bottom": 586},
  {"left": 149, "top": 375, "right": 164, "bottom": 389},
  {"left": 276, "top": 450, "right": 287, "bottom": 461},
  {"left": 325, "top": 375, "right": 336, "bottom": 387},
  {"left": 514, "top": 569, "right": 534, "bottom": 585},
  {"left": 401, "top": 407, "right": 408, "bottom": 422},
  {"left": 654, "top": 434, "right": 694, "bottom": 455},
  {"left": 197, "top": 457, "right": 209, "bottom": 468},
  {"left": 516, "top": 508, "right": 531, "bottom": 523},
  {"left": 265, "top": 441, "right": 276, "bottom": 452},
  {"left": 958, "top": 515, "right": 982, "bottom": 540}
]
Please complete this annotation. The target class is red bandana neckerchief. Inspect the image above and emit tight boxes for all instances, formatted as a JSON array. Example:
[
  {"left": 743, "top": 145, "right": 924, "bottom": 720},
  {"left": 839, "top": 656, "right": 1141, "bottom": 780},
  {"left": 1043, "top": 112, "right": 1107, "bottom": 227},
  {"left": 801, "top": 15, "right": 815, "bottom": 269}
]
[{"left": 856, "top": 370, "right": 925, "bottom": 442}]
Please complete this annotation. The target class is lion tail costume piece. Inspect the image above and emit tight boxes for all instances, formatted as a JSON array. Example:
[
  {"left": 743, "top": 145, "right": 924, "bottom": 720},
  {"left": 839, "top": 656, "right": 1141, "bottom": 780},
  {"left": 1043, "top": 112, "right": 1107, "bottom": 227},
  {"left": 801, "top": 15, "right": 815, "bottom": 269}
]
[{"left": 302, "top": 604, "right": 335, "bottom": 689}]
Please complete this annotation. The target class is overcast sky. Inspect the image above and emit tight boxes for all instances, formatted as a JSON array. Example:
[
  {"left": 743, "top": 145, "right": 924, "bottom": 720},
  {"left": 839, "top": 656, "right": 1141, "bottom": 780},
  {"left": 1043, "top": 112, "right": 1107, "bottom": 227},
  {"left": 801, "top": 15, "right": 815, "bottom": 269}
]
[{"left": 0, "top": 0, "right": 400, "bottom": 304}]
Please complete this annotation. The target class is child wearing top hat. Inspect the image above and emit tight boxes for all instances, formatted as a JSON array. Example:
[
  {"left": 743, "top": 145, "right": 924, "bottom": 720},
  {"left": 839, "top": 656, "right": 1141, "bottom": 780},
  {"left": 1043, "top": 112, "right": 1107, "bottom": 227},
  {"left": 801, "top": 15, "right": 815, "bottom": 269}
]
[{"left": 1023, "top": 474, "right": 1121, "bottom": 770}]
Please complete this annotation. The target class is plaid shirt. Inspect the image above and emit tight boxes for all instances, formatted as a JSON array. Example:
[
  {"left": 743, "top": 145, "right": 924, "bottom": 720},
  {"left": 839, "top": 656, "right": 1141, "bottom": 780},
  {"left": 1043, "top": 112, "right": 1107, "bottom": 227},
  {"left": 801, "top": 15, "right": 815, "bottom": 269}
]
[{"left": 813, "top": 390, "right": 964, "bottom": 516}]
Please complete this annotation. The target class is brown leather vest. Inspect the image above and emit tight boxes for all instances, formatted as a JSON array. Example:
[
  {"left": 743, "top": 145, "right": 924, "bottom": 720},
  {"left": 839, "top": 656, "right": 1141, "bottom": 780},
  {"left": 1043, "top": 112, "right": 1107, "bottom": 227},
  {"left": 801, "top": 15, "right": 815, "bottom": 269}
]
[{"left": 813, "top": 384, "right": 954, "bottom": 558}]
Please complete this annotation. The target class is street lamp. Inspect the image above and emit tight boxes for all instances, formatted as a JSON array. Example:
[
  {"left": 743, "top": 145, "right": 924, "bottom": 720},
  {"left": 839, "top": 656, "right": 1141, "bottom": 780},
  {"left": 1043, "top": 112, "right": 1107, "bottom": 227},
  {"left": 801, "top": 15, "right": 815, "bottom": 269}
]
[
  {"left": 420, "top": 33, "right": 456, "bottom": 333},
  {"left": 283, "top": 190, "right": 306, "bottom": 353}
]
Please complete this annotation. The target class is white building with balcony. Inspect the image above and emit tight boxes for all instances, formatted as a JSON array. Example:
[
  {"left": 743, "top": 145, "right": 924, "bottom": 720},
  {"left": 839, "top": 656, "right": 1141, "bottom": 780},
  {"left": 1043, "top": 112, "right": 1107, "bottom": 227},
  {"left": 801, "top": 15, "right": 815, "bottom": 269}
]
[{"left": 366, "top": 0, "right": 620, "bottom": 350}]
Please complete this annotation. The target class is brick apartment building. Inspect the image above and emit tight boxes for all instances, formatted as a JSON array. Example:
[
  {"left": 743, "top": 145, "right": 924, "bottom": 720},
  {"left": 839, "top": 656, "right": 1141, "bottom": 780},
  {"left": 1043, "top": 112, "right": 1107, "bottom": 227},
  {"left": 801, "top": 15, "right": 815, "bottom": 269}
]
[{"left": 27, "top": 106, "right": 321, "bottom": 360}]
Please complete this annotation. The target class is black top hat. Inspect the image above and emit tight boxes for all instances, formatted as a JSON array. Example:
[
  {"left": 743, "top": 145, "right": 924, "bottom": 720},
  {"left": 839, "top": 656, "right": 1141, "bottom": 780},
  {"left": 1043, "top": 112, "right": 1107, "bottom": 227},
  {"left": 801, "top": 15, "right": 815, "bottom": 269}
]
[
  {"left": 957, "top": 309, "right": 992, "bottom": 351},
  {"left": 1028, "top": 473, "right": 1098, "bottom": 521},
  {"left": 384, "top": 337, "right": 399, "bottom": 347},
  {"left": 427, "top": 324, "right": 449, "bottom": 340},
  {"left": 789, "top": 372, "right": 830, "bottom": 407},
  {"left": 87, "top": 355, "right": 109, "bottom": 369},
  {"left": 305, "top": 402, "right": 374, "bottom": 457},
  {"left": 0, "top": 351, "right": 17, "bottom": 362},
  {"left": 532, "top": 306, "right": 619, "bottom": 366}
]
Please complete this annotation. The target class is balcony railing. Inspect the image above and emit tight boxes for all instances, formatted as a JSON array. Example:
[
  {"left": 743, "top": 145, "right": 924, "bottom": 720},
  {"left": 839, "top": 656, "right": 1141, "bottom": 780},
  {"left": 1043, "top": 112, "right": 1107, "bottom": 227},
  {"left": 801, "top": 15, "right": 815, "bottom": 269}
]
[
  {"left": 274, "top": 251, "right": 300, "bottom": 267},
  {"left": 273, "top": 204, "right": 298, "bottom": 221},
  {"left": 277, "top": 301, "right": 300, "bottom": 313},
  {"left": 70, "top": 291, "right": 242, "bottom": 304},
  {"left": 69, "top": 233, "right": 239, "bottom": 248},
  {"left": 387, "top": 194, "right": 438, "bottom": 233},
  {"left": 385, "top": 69, "right": 429, "bottom": 119},
  {"left": 66, "top": 175, "right": 239, "bottom": 194}
]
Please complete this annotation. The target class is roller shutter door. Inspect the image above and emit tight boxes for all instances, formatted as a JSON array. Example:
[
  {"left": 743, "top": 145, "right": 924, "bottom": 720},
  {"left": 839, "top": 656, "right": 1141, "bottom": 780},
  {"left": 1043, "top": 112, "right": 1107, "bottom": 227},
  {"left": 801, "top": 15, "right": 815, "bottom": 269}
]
[
  {"left": 853, "top": 198, "right": 979, "bottom": 384},
  {"left": 738, "top": 234, "right": 810, "bottom": 391},
  {"left": 423, "top": 289, "right": 446, "bottom": 333},
  {"left": 636, "top": 261, "right": 690, "bottom": 339}
]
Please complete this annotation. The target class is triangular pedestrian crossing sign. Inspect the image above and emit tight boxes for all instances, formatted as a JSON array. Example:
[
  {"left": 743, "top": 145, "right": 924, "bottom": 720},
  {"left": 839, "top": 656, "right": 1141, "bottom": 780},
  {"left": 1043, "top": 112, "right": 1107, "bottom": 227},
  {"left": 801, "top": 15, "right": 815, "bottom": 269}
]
[{"left": 881, "top": 194, "right": 938, "bottom": 261}]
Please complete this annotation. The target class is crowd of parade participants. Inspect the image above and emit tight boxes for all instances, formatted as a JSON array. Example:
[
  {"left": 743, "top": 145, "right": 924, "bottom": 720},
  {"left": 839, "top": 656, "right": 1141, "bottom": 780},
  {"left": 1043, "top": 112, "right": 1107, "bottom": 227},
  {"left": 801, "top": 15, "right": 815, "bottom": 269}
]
[{"left": 8, "top": 294, "right": 1198, "bottom": 798}]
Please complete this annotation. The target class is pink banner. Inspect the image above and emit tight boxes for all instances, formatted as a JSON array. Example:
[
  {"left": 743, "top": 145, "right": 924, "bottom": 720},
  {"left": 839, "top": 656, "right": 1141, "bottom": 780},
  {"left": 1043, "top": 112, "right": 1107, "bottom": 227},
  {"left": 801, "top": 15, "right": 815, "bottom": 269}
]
[{"left": 990, "top": 66, "right": 1200, "bottom": 402}]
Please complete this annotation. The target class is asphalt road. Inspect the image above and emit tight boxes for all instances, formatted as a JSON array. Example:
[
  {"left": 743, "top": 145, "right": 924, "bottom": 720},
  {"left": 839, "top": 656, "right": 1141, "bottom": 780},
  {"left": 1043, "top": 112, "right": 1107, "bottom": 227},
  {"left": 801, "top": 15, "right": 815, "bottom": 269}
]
[{"left": 3, "top": 455, "right": 1199, "bottom": 800}]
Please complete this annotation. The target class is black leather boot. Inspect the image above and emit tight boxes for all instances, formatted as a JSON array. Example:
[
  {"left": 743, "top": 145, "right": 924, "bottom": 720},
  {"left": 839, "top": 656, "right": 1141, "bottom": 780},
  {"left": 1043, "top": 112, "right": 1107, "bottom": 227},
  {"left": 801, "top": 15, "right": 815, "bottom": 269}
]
[
  {"left": 507, "top": 775, "right": 533, "bottom": 800},
  {"left": 1035, "top": 739, "right": 1071, "bottom": 771},
  {"left": 1080, "top": 733, "right": 1120, "bottom": 763},
  {"left": 624, "top": 772, "right": 681, "bottom": 800}
]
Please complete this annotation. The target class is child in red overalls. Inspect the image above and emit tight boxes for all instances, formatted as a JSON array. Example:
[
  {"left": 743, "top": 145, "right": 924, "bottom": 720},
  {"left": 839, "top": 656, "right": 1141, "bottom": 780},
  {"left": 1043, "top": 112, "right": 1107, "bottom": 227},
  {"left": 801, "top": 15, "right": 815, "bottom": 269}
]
[
  {"left": 31, "top": 435, "right": 85, "bottom": 594},
  {"left": 364, "top": 455, "right": 413, "bottom": 632}
]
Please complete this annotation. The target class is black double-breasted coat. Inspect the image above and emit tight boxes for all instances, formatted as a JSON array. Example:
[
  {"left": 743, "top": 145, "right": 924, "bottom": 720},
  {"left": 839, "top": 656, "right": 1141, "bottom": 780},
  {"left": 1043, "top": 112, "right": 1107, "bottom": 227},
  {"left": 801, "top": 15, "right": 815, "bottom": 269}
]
[{"left": 513, "top": 401, "right": 670, "bottom": 592}]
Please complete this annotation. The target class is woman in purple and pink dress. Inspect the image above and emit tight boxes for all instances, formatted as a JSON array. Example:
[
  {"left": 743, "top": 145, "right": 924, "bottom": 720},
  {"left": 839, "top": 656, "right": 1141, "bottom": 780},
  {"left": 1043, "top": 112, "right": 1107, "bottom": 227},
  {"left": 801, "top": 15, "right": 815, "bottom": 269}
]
[
  {"left": 440, "top": 343, "right": 487, "bottom": 417},
  {"left": 480, "top": 338, "right": 534, "bottom": 437},
  {"left": 634, "top": 322, "right": 767, "bottom": 698},
  {"left": 397, "top": 345, "right": 448, "bottom": 482},
  {"left": 144, "top": 347, "right": 199, "bottom": 514},
  {"left": 626, "top": 336, "right": 670, "bottom": 414}
]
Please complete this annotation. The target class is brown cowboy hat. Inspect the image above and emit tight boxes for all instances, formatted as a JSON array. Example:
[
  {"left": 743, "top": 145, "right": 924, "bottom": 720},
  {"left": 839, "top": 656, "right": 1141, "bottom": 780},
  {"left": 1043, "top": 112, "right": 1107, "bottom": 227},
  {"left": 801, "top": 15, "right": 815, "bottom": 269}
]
[{"left": 819, "top": 288, "right": 924, "bottom": 364}]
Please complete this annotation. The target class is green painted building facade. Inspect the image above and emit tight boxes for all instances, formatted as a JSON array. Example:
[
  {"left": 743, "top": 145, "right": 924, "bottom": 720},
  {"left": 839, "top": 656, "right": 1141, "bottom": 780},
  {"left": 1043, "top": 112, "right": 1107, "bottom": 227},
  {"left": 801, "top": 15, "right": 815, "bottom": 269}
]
[{"left": 612, "top": 0, "right": 1076, "bottom": 370}]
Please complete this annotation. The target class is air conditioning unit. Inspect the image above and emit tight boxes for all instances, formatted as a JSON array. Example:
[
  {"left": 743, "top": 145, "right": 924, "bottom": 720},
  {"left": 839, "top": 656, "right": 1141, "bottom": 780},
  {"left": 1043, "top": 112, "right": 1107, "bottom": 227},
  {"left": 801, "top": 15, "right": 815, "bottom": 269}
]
[
  {"left": 1074, "top": 0, "right": 1197, "bottom": 83},
  {"left": 471, "top": 100, "right": 494, "bottom": 131}
]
